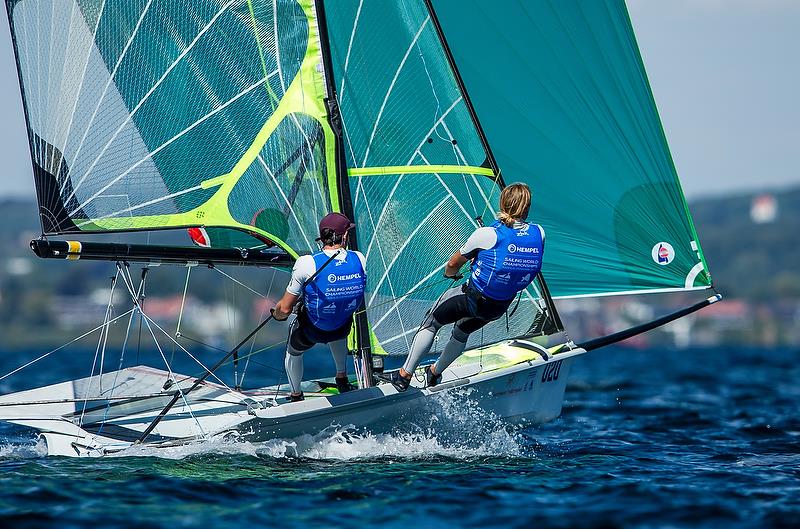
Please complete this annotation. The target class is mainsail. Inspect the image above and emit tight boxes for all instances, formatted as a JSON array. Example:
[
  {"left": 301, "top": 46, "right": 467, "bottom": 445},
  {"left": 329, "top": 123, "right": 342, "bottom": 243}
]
[
  {"left": 431, "top": 0, "right": 712, "bottom": 298},
  {"left": 8, "top": 0, "right": 336, "bottom": 258}
]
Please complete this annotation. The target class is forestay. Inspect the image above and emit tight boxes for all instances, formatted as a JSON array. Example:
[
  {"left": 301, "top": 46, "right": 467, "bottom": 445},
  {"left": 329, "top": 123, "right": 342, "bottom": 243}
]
[{"left": 431, "top": 0, "right": 713, "bottom": 298}]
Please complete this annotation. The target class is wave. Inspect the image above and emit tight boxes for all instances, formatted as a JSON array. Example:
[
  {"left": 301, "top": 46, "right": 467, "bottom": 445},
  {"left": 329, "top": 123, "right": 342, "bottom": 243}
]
[{"left": 112, "top": 389, "right": 530, "bottom": 461}]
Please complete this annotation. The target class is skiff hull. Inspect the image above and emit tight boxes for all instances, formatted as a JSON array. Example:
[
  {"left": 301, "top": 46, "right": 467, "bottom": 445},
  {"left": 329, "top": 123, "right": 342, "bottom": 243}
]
[{"left": 0, "top": 343, "right": 585, "bottom": 457}]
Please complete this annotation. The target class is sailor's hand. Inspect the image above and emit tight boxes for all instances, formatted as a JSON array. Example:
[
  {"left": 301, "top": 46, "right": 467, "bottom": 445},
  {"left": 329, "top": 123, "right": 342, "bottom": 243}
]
[
  {"left": 271, "top": 307, "right": 288, "bottom": 321},
  {"left": 444, "top": 272, "right": 463, "bottom": 280}
]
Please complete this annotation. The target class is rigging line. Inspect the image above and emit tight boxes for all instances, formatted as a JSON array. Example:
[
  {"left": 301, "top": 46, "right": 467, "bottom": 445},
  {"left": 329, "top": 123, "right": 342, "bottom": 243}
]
[
  {"left": 361, "top": 15, "right": 430, "bottom": 167},
  {"left": 66, "top": 0, "right": 237, "bottom": 207},
  {"left": 59, "top": 0, "right": 109, "bottom": 160},
  {"left": 141, "top": 310, "right": 237, "bottom": 392},
  {"left": 70, "top": 74, "right": 273, "bottom": 219},
  {"left": 175, "top": 265, "right": 193, "bottom": 337},
  {"left": 135, "top": 308, "right": 207, "bottom": 436},
  {"left": 240, "top": 267, "right": 277, "bottom": 387},
  {"left": 97, "top": 272, "right": 146, "bottom": 435},
  {"left": 66, "top": 0, "right": 154, "bottom": 178},
  {"left": 117, "top": 263, "right": 172, "bottom": 381},
  {"left": 0, "top": 308, "right": 135, "bottom": 383},
  {"left": 77, "top": 270, "right": 119, "bottom": 431}
]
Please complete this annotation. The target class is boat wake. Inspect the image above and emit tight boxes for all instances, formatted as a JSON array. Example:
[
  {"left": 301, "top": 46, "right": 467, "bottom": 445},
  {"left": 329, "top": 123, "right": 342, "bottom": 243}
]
[{"left": 116, "top": 389, "right": 530, "bottom": 461}]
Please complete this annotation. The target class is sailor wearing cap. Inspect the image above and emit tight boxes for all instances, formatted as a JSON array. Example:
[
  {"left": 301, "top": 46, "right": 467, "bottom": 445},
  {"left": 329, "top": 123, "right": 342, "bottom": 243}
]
[
  {"left": 380, "top": 183, "right": 544, "bottom": 392},
  {"left": 273, "top": 213, "right": 367, "bottom": 401}
]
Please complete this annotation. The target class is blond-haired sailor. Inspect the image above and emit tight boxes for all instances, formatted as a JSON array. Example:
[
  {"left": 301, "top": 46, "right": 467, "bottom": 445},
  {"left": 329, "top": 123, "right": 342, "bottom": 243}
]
[{"left": 381, "top": 183, "right": 544, "bottom": 391}]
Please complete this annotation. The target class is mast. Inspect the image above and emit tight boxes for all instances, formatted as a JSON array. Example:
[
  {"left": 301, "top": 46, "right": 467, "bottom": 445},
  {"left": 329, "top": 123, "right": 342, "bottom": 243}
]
[
  {"left": 423, "top": 0, "right": 504, "bottom": 186},
  {"left": 314, "top": 0, "right": 375, "bottom": 385}
]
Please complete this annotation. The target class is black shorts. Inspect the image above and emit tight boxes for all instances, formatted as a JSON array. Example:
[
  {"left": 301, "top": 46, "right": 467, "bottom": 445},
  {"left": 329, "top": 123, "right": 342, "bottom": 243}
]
[
  {"left": 430, "top": 283, "right": 513, "bottom": 335},
  {"left": 289, "top": 311, "right": 352, "bottom": 352}
]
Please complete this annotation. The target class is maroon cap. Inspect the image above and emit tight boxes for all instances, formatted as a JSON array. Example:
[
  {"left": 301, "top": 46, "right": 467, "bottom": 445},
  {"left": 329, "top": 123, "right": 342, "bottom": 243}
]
[{"left": 319, "top": 212, "right": 355, "bottom": 236}]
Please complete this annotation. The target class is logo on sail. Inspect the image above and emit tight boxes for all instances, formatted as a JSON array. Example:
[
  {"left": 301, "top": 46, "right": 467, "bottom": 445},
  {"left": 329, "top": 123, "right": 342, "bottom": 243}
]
[{"left": 651, "top": 242, "right": 675, "bottom": 265}]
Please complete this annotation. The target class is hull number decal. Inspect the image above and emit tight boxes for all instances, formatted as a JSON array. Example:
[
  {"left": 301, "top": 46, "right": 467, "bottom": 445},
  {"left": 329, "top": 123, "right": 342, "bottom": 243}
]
[{"left": 541, "top": 360, "right": 563, "bottom": 383}]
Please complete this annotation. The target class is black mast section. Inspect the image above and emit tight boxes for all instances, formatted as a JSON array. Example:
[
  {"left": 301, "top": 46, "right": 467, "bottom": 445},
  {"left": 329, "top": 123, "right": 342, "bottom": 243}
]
[
  {"left": 423, "top": 0, "right": 505, "bottom": 187},
  {"left": 314, "top": 0, "right": 375, "bottom": 385}
]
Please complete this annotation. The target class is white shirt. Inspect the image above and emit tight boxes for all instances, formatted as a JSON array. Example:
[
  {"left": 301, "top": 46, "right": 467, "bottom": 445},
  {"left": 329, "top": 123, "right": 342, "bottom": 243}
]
[
  {"left": 286, "top": 248, "right": 367, "bottom": 296},
  {"left": 459, "top": 221, "right": 545, "bottom": 259}
]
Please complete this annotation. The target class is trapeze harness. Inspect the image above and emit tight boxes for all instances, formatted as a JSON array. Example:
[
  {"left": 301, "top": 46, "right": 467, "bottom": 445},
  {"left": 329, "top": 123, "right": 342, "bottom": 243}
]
[
  {"left": 302, "top": 250, "right": 366, "bottom": 332},
  {"left": 467, "top": 220, "right": 544, "bottom": 303}
]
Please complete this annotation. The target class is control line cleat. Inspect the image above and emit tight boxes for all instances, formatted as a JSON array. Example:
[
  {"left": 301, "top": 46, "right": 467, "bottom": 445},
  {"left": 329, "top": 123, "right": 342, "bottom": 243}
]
[{"left": 425, "top": 365, "right": 442, "bottom": 388}]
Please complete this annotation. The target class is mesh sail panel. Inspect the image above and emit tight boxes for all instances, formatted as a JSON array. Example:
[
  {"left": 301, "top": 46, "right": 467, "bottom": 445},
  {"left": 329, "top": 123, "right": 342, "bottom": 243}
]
[
  {"left": 8, "top": 0, "right": 334, "bottom": 256},
  {"left": 351, "top": 171, "right": 551, "bottom": 355},
  {"left": 432, "top": 0, "right": 712, "bottom": 297},
  {"left": 325, "top": 1, "right": 550, "bottom": 354}
]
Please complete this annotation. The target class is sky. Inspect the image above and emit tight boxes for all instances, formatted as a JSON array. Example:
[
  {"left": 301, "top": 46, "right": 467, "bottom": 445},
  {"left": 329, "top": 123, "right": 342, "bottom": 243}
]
[{"left": 0, "top": 1, "right": 797, "bottom": 200}]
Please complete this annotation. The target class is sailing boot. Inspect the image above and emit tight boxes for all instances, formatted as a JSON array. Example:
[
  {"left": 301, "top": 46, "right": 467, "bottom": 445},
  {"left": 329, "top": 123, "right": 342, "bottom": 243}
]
[
  {"left": 425, "top": 365, "right": 442, "bottom": 388},
  {"left": 377, "top": 370, "right": 411, "bottom": 392},
  {"left": 335, "top": 375, "right": 356, "bottom": 393}
]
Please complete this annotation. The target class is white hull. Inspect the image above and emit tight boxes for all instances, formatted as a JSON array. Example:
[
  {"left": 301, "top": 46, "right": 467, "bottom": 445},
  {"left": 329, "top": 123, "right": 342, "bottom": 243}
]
[{"left": 0, "top": 342, "right": 585, "bottom": 457}]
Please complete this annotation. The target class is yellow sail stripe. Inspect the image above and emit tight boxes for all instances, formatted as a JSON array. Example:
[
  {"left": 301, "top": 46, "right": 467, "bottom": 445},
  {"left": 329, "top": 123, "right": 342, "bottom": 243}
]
[{"left": 348, "top": 165, "right": 494, "bottom": 177}]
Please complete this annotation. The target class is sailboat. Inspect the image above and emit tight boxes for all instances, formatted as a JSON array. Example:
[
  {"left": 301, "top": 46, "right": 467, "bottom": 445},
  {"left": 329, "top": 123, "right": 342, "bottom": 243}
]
[{"left": 0, "top": 0, "right": 719, "bottom": 457}]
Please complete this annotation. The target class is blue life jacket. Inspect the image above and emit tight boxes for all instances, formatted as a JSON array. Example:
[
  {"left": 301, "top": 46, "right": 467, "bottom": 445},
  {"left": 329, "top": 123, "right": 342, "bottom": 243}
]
[
  {"left": 303, "top": 250, "right": 366, "bottom": 331},
  {"left": 469, "top": 221, "right": 544, "bottom": 301}
]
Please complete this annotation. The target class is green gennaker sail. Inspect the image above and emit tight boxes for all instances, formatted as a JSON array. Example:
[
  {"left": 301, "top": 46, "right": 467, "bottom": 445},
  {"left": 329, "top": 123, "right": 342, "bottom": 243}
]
[{"left": 432, "top": 0, "right": 712, "bottom": 298}]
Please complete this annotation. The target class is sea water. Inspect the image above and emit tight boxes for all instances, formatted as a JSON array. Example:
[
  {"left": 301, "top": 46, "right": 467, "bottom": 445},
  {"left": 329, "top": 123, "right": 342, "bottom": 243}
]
[{"left": 0, "top": 345, "right": 798, "bottom": 528}]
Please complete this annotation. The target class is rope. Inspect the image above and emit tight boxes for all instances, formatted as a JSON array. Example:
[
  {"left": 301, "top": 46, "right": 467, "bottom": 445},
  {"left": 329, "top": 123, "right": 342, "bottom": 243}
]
[{"left": 0, "top": 308, "right": 135, "bottom": 383}]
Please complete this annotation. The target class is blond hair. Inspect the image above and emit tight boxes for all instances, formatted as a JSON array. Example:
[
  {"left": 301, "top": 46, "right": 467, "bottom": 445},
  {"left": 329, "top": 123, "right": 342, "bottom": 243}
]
[{"left": 497, "top": 183, "right": 531, "bottom": 226}]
